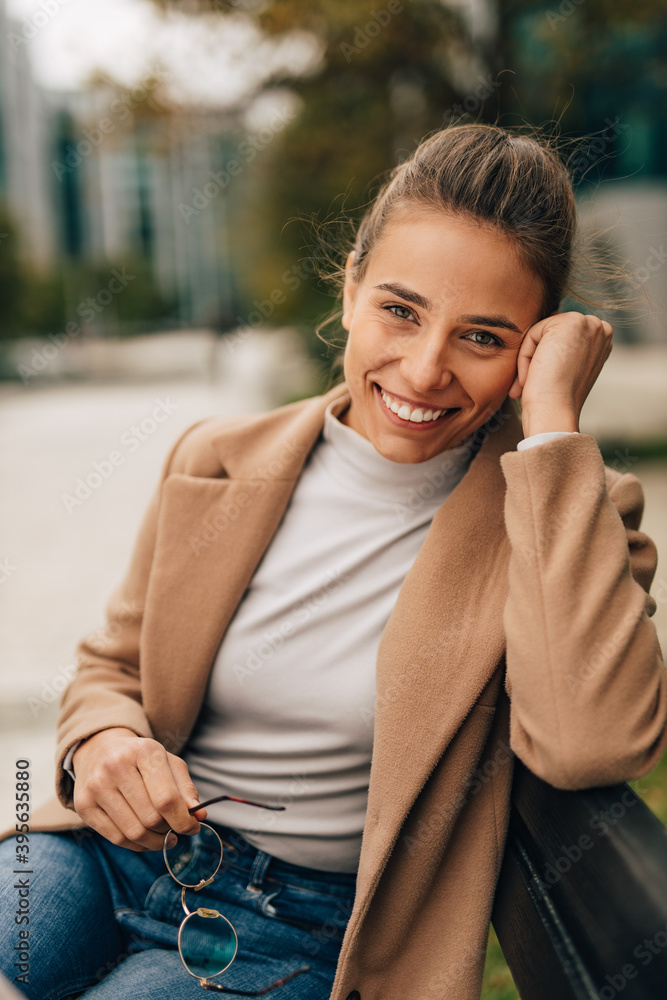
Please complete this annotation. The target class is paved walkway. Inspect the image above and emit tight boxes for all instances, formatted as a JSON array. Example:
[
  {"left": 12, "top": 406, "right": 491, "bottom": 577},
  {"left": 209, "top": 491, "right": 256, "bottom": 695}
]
[{"left": 1, "top": 341, "right": 666, "bottom": 831}]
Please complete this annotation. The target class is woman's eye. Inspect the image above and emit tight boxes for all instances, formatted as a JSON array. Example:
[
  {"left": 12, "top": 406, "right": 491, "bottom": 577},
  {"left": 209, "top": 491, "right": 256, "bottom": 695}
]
[
  {"left": 385, "top": 304, "right": 414, "bottom": 321},
  {"left": 466, "top": 330, "right": 502, "bottom": 348}
]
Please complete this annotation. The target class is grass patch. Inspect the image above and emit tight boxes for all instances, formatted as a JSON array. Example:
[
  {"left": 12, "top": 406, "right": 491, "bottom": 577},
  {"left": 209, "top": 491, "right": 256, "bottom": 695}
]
[
  {"left": 482, "top": 924, "right": 519, "bottom": 1000},
  {"left": 629, "top": 751, "right": 667, "bottom": 827}
]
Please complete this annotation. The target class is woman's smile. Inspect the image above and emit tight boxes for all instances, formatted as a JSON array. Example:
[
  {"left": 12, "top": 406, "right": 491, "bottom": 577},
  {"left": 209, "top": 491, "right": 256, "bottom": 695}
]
[{"left": 374, "top": 382, "right": 459, "bottom": 429}]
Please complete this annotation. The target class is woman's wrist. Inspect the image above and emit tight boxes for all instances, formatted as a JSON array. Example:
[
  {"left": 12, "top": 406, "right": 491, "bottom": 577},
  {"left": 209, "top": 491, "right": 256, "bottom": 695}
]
[
  {"left": 520, "top": 404, "right": 579, "bottom": 438},
  {"left": 71, "top": 727, "right": 137, "bottom": 777}
]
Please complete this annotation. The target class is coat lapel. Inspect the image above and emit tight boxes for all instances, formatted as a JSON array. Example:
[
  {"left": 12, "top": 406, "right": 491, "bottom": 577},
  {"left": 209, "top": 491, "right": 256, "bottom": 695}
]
[{"left": 141, "top": 383, "right": 351, "bottom": 748}]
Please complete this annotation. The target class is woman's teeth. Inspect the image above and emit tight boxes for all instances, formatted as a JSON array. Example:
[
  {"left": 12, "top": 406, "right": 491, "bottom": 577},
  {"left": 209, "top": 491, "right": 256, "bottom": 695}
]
[{"left": 379, "top": 387, "right": 447, "bottom": 423}]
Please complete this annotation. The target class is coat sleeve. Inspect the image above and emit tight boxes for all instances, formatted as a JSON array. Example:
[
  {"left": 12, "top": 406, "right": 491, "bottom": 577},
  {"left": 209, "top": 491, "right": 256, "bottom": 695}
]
[
  {"left": 54, "top": 420, "right": 213, "bottom": 810},
  {"left": 499, "top": 432, "right": 667, "bottom": 791}
]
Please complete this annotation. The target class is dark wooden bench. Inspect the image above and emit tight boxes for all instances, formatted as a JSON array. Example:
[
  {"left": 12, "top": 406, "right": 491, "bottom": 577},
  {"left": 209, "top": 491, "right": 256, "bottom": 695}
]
[{"left": 491, "top": 757, "right": 667, "bottom": 999}]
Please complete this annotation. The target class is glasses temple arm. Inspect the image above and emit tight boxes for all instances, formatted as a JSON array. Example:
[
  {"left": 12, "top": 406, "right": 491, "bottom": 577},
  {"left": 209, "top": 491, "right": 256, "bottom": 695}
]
[
  {"left": 201, "top": 964, "right": 312, "bottom": 993},
  {"left": 189, "top": 795, "right": 286, "bottom": 815}
]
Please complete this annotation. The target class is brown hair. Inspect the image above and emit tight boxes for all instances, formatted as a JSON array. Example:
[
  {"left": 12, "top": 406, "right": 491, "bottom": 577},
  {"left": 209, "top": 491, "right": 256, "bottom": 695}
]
[{"left": 313, "top": 123, "right": 628, "bottom": 387}]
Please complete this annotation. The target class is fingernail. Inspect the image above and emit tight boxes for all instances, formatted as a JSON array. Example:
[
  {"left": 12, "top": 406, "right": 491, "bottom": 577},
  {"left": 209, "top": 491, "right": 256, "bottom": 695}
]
[{"left": 166, "top": 832, "right": 177, "bottom": 849}]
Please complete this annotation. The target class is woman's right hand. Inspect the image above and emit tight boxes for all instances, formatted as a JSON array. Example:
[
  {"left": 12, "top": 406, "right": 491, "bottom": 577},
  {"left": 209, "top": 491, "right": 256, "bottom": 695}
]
[{"left": 71, "top": 727, "right": 207, "bottom": 851}]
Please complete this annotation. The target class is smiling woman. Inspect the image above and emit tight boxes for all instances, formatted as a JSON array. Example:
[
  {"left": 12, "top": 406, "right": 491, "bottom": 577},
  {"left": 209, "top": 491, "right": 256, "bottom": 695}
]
[
  {"left": 337, "top": 210, "right": 546, "bottom": 462},
  {"left": 317, "top": 124, "right": 613, "bottom": 461},
  {"left": 0, "top": 123, "right": 664, "bottom": 1000}
]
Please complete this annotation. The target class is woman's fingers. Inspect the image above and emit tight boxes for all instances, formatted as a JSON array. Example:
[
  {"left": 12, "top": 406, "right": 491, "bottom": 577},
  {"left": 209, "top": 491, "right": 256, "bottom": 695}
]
[
  {"left": 507, "top": 314, "right": 552, "bottom": 399},
  {"left": 514, "top": 315, "right": 550, "bottom": 387},
  {"left": 74, "top": 787, "right": 166, "bottom": 852},
  {"left": 169, "top": 753, "right": 206, "bottom": 814},
  {"left": 114, "top": 765, "right": 176, "bottom": 836},
  {"left": 510, "top": 312, "right": 613, "bottom": 408},
  {"left": 135, "top": 742, "right": 201, "bottom": 838},
  {"left": 73, "top": 773, "right": 161, "bottom": 851}
]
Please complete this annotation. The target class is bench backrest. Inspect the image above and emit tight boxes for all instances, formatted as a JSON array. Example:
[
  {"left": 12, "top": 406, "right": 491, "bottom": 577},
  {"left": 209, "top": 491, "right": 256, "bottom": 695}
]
[{"left": 491, "top": 758, "right": 667, "bottom": 999}]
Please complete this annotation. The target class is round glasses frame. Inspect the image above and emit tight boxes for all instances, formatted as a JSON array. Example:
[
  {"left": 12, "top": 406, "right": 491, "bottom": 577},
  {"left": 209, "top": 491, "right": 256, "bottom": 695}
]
[{"left": 162, "top": 794, "right": 311, "bottom": 995}]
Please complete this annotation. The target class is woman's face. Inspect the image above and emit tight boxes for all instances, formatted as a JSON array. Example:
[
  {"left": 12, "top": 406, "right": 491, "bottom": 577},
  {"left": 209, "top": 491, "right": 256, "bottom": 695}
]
[{"left": 340, "top": 208, "right": 545, "bottom": 463}]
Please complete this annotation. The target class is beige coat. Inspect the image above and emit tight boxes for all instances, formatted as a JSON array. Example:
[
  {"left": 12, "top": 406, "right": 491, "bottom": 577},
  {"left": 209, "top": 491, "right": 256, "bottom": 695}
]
[{"left": 6, "top": 382, "right": 667, "bottom": 1000}]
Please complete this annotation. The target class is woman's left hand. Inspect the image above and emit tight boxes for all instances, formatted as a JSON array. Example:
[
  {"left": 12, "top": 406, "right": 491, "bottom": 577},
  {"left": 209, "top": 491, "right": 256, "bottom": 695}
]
[{"left": 507, "top": 311, "right": 613, "bottom": 438}]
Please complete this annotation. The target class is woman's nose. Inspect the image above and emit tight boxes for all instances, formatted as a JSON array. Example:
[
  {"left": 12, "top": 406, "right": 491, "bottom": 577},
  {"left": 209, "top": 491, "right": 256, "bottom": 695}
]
[{"left": 399, "top": 342, "right": 456, "bottom": 396}]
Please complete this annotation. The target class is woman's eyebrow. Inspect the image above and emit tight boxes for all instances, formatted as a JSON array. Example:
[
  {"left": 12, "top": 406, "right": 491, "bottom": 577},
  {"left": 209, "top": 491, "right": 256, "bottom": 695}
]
[
  {"left": 458, "top": 313, "right": 523, "bottom": 335},
  {"left": 373, "top": 282, "right": 432, "bottom": 310},
  {"left": 373, "top": 283, "right": 523, "bottom": 335}
]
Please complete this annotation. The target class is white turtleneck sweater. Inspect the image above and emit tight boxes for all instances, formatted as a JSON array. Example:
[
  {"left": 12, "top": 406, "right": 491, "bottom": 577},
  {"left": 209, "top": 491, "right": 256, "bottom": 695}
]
[{"left": 64, "top": 398, "right": 574, "bottom": 872}]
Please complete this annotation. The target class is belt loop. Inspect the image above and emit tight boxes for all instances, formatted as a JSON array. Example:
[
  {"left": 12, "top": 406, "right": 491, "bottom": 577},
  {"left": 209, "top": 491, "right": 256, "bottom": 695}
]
[{"left": 246, "top": 850, "right": 272, "bottom": 892}]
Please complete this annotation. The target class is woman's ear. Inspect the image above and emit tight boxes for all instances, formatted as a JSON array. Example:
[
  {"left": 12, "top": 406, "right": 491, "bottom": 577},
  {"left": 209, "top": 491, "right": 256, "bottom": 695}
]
[{"left": 342, "top": 251, "right": 358, "bottom": 331}]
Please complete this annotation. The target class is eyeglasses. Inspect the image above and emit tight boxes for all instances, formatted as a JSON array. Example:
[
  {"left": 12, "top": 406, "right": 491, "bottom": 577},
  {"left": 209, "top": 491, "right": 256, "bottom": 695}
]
[{"left": 163, "top": 794, "right": 311, "bottom": 994}]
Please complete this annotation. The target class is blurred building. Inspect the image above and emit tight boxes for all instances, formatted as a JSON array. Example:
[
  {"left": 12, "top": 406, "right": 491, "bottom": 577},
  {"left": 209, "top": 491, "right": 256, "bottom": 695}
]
[
  {"left": 0, "top": 0, "right": 57, "bottom": 268},
  {"left": 46, "top": 88, "right": 241, "bottom": 328},
  {"left": 0, "top": 0, "right": 241, "bottom": 329}
]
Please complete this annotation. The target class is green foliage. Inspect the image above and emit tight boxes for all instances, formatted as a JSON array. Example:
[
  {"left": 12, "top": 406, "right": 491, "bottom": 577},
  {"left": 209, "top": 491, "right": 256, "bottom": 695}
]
[
  {"left": 0, "top": 245, "right": 177, "bottom": 342},
  {"left": 600, "top": 438, "right": 667, "bottom": 465},
  {"left": 63, "top": 256, "right": 178, "bottom": 333},
  {"left": 0, "top": 207, "right": 68, "bottom": 341},
  {"left": 20, "top": 271, "right": 67, "bottom": 335},
  {"left": 0, "top": 206, "right": 26, "bottom": 337}
]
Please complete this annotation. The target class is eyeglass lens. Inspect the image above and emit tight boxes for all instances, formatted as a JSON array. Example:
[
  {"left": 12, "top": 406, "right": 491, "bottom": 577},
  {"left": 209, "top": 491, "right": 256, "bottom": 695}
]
[
  {"left": 179, "top": 909, "right": 238, "bottom": 979},
  {"left": 164, "top": 825, "right": 222, "bottom": 888}
]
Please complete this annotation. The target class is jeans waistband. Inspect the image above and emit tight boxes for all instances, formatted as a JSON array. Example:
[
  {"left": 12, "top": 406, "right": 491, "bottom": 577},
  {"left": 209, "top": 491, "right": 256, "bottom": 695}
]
[{"left": 204, "top": 820, "right": 358, "bottom": 890}]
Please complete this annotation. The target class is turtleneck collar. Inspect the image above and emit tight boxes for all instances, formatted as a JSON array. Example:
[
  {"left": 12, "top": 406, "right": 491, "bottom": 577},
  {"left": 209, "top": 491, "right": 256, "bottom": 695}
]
[{"left": 316, "top": 394, "right": 479, "bottom": 503}]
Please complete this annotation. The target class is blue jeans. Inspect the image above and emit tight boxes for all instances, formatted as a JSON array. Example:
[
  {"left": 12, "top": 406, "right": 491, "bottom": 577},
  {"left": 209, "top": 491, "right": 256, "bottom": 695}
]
[{"left": 0, "top": 822, "right": 357, "bottom": 999}]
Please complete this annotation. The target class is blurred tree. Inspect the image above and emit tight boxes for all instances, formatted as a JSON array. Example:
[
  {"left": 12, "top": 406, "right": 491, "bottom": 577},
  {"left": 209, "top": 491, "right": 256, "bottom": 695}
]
[
  {"left": 0, "top": 231, "right": 176, "bottom": 342},
  {"left": 20, "top": 270, "right": 67, "bottom": 337},
  {"left": 59, "top": 256, "right": 178, "bottom": 336},
  {"left": 0, "top": 206, "right": 25, "bottom": 339},
  {"left": 0, "top": 205, "right": 67, "bottom": 341},
  {"left": 97, "top": 256, "right": 175, "bottom": 329}
]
